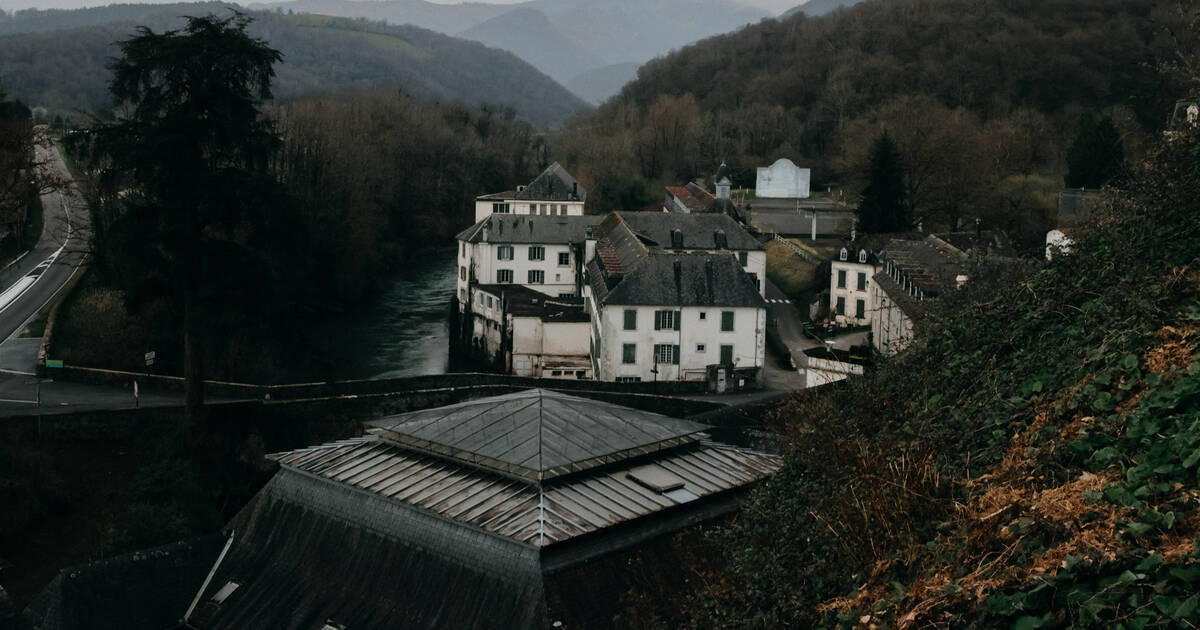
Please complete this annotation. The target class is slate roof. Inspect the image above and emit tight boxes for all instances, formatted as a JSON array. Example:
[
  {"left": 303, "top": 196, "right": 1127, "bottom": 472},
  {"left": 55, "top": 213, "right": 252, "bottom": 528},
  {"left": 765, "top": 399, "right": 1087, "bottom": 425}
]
[
  {"left": 474, "top": 284, "right": 589, "bottom": 322},
  {"left": 665, "top": 184, "right": 716, "bottom": 213},
  {"left": 589, "top": 213, "right": 765, "bottom": 308},
  {"left": 514, "top": 162, "right": 586, "bottom": 203},
  {"left": 457, "top": 214, "right": 598, "bottom": 245},
  {"left": 933, "top": 230, "right": 1017, "bottom": 259},
  {"left": 618, "top": 211, "right": 762, "bottom": 251},
  {"left": 477, "top": 190, "right": 518, "bottom": 200},
  {"left": 24, "top": 534, "right": 225, "bottom": 630},
  {"left": 367, "top": 389, "right": 709, "bottom": 482},
  {"left": 184, "top": 390, "right": 780, "bottom": 630},
  {"left": 879, "top": 237, "right": 967, "bottom": 297}
]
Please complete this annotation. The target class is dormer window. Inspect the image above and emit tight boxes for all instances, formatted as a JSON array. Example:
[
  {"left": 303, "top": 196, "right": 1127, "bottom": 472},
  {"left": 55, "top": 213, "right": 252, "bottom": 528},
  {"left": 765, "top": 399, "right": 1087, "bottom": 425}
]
[
  {"left": 671, "top": 229, "right": 683, "bottom": 249},
  {"left": 858, "top": 249, "right": 868, "bottom": 263},
  {"left": 839, "top": 247, "right": 848, "bottom": 261}
]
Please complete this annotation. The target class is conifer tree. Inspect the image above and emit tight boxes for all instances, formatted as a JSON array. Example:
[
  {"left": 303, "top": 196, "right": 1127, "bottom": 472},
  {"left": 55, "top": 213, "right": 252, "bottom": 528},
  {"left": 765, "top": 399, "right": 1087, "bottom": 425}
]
[
  {"left": 857, "top": 131, "right": 910, "bottom": 233},
  {"left": 1064, "top": 115, "right": 1124, "bottom": 188}
]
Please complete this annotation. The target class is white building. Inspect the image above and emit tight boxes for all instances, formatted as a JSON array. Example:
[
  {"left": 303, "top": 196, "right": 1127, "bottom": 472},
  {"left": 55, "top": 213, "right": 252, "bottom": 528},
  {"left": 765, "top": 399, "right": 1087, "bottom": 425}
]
[
  {"left": 456, "top": 214, "right": 599, "bottom": 307},
  {"left": 584, "top": 213, "right": 766, "bottom": 384},
  {"left": 468, "top": 284, "right": 592, "bottom": 379},
  {"left": 618, "top": 211, "right": 766, "bottom": 296},
  {"left": 473, "top": 162, "right": 586, "bottom": 223},
  {"left": 1045, "top": 227, "right": 1073, "bottom": 260},
  {"left": 755, "top": 158, "right": 810, "bottom": 199},
  {"left": 830, "top": 245, "right": 877, "bottom": 326}
]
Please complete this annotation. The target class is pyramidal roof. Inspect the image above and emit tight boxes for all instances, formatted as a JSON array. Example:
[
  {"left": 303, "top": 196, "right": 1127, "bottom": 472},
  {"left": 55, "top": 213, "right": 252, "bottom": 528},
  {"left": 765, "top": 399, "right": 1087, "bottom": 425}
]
[
  {"left": 514, "top": 162, "right": 586, "bottom": 202},
  {"left": 367, "top": 389, "right": 709, "bottom": 482}
]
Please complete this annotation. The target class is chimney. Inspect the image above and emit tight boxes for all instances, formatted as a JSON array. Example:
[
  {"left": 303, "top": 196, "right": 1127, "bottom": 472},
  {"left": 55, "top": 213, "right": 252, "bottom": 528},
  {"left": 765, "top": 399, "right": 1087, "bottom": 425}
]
[
  {"left": 482, "top": 218, "right": 491, "bottom": 242},
  {"left": 673, "top": 259, "right": 683, "bottom": 294},
  {"left": 572, "top": 182, "right": 578, "bottom": 198}
]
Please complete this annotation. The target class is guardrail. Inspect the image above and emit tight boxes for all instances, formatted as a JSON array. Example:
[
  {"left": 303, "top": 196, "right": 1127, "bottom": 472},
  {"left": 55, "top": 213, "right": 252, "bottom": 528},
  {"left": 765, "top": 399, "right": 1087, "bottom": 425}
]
[{"left": 771, "top": 233, "right": 823, "bottom": 264}]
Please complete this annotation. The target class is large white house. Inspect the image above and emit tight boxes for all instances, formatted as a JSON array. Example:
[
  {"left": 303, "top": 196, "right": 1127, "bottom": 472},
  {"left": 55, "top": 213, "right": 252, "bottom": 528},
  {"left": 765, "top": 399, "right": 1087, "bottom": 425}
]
[
  {"left": 473, "top": 162, "right": 586, "bottom": 223},
  {"left": 584, "top": 213, "right": 766, "bottom": 384},
  {"left": 618, "top": 211, "right": 766, "bottom": 295},
  {"left": 456, "top": 214, "right": 599, "bottom": 306}
]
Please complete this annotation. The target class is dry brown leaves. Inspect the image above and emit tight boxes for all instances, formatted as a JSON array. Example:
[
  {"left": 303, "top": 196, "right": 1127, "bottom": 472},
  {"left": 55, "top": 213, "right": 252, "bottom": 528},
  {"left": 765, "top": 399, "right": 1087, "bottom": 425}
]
[{"left": 1145, "top": 324, "right": 1198, "bottom": 375}]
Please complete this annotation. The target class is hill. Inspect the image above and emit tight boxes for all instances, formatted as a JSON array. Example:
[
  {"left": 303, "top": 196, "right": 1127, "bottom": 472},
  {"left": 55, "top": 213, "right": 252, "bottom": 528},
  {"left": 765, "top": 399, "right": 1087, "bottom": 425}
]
[
  {"left": 781, "top": 0, "right": 866, "bottom": 18},
  {"left": 0, "top": 8, "right": 588, "bottom": 128},
  {"left": 246, "top": 0, "right": 514, "bottom": 35},
  {"left": 556, "top": 0, "right": 1183, "bottom": 243},
  {"left": 458, "top": 7, "right": 604, "bottom": 84},
  {"left": 565, "top": 62, "right": 641, "bottom": 105}
]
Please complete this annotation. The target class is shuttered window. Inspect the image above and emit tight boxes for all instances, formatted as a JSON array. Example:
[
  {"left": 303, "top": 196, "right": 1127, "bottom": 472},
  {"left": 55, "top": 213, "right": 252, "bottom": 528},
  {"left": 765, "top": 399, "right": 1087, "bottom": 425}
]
[
  {"left": 654, "top": 310, "right": 681, "bottom": 330},
  {"left": 654, "top": 344, "right": 680, "bottom": 365}
]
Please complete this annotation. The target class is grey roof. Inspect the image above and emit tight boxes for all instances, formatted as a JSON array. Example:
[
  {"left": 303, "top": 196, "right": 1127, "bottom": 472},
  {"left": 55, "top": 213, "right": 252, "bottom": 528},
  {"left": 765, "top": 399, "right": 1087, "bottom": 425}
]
[
  {"left": 514, "top": 162, "right": 586, "bottom": 202},
  {"left": 933, "top": 230, "right": 1017, "bottom": 259},
  {"left": 366, "top": 389, "right": 709, "bottom": 482},
  {"left": 456, "top": 214, "right": 599, "bottom": 245},
  {"left": 619, "top": 211, "right": 762, "bottom": 250},
  {"left": 592, "top": 250, "right": 766, "bottom": 308},
  {"left": 1, "top": 586, "right": 32, "bottom": 630},
  {"left": 474, "top": 284, "right": 589, "bottom": 322},
  {"left": 879, "top": 237, "right": 967, "bottom": 297},
  {"left": 24, "top": 535, "right": 225, "bottom": 630}
]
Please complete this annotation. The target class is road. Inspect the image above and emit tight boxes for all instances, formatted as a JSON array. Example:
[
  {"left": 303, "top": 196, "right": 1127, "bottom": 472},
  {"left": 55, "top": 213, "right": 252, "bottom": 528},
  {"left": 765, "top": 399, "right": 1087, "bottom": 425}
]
[{"left": 0, "top": 138, "right": 89, "bottom": 351}]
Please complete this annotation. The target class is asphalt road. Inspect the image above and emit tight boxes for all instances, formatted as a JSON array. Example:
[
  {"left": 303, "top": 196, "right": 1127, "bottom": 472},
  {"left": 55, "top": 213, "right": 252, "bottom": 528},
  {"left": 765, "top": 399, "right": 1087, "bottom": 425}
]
[{"left": 0, "top": 139, "right": 89, "bottom": 347}]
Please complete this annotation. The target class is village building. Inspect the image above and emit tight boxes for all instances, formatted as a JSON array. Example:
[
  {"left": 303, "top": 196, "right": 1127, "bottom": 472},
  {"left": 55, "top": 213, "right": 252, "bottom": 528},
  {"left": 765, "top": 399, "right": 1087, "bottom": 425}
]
[
  {"left": 179, "top": 390, "right": 780, "bottom": 629},
  {"left": 468, "top": 283, "right": 592, "bottom": 378},
  {"left": 799, "top": 345, "right": 870, "bottom": 387},
  {"left": 618, "top": 211, "right": 766, "bottom": 295},
  {"left": 585, "top": 213, "right": 767, "bottom": 385},
  {"left": 456, "top": 214, "right": 599, "bottom": 307},
  {"left": 755, "top": 158, "right": 810, "bottom": 199},
  {"left": 473, "top": 162, "right": 587, "bottom": 223},
  {"left": 663, "top": 182, "right": 715, "bottom": 214}
]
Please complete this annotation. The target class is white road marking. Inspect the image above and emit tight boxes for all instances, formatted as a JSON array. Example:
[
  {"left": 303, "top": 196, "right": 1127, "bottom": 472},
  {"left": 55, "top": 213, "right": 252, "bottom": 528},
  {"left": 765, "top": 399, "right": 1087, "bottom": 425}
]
[{"left": 0, "top": 398, "right": 38, "bottom": 404}]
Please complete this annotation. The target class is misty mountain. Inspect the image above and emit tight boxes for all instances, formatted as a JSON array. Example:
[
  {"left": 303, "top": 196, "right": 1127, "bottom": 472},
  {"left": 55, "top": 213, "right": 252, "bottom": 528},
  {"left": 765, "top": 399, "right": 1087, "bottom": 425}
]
[
  {"left": 781, "top": 0, "right": 867, "bottom": 18},
  {"left": 458, "top": 7, "right": 603, "bottom": 84},
  {"left": 565, "top": 62, "right": 641, "bottom": 105},
  {"left": 0, "top": 1, "right": 236, "bottom": 34},
  {"left": 246, "top": 0, "right": 514, "bottom": 35},
  {"left": 0, "top": 9, "right": 588, "bottom": 128}
]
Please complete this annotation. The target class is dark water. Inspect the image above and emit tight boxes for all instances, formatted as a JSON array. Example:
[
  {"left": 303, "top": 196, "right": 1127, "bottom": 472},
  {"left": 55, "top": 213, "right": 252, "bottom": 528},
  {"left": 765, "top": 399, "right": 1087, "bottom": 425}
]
[{"left": 321, "top": 248, "right": 456, "bottom": 380}]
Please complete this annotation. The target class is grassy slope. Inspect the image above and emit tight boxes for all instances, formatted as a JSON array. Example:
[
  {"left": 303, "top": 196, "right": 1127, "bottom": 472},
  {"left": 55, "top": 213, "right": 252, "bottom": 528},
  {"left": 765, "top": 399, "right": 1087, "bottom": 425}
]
[{"left": 672, "top": 129, "right": 1200, "bottom": 627}]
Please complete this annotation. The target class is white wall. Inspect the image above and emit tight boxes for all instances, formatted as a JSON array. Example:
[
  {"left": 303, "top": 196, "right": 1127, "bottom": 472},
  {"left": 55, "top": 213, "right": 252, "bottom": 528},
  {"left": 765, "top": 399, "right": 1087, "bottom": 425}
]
[
  {"left": 755, "top": 158, "right": 811, "bottom": 199},
  {"left": 871, "top": 286, "right": 913, "bottom": 355},
  {"left": 592, "top": 304, "right": 765, "bottom": 381},
  {"left": 829, "top": 259, "right": 876, "bottom": 325},
  {"left": 474, "top": 198, "right": 584, "bottom": 222},
  {"left": 460, "top": 240, "right": 580, "bottom": 300},
  {"left": 801, "top": 354, "right": 864, "bottom": 387}
]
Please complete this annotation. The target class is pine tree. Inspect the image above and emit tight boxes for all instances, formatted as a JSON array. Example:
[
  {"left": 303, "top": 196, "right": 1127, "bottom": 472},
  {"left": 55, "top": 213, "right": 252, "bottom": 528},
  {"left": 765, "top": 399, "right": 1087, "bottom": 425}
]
[
  {"left": 857, "top": 131, "right": 910, "bottom": 233},
  {"left": 1064, "top": 115, "right": 1124, "bottom": 188}
]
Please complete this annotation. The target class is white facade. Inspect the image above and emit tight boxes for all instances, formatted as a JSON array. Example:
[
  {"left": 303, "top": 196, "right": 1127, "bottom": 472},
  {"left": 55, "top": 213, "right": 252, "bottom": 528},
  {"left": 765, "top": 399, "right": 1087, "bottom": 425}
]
[
  {"left": 801, "top": 353, "right": 865, "bottom": 387},
  {"left": 870, "top": 287, "right": 914, "bottom": 355},
  {"left": 587, "top": 301, "right": 766, "bottom": 382},
  {"left": 829, "top": 248, "right": 875, "bottom": 326},
  {"left": 755, "top": 158, "right": 811, "bottom": 199},
  {"left": 473, "top": 197, "right": 585, "bottom": 223},
  {"left": 457, "top": 240, "right": 581, "bottom": 305},
  {"left": 511, "top": 317, "right": 591, "bottom": 379}
]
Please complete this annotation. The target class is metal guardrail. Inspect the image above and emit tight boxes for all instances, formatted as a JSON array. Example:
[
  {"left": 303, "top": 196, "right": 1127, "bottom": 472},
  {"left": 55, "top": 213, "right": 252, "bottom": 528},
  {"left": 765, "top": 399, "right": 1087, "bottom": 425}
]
[{"left": 771, "top": 233, "right": 822, "bottom": 264}]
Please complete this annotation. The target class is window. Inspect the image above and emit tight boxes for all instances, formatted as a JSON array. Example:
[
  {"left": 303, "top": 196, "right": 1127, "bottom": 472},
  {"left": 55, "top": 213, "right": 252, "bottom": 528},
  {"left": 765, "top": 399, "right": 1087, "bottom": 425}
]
[
  {"left": 460, "top": 242, "right": 465, "bottom": 257},
  {"left": 720, "top": 344, "right": 734, "bottom": 364},
  {"left": 558, "top": 252, "right": 570, "bottom": 266},
  {"left": 836, "top": 296, "right": 846, "bottom": 315},
  {"left": 615, "top": 376, "right": 642, "bottom": 383},
  {"left": 857, "top": 272, "right": 867, "bottom": 291},
  {"left": 622, "top": 343, "right": 637, "bottom": 364},
  {"left": 720, "top": 311, "right": 734, "bottom": 332},
  {"left": 459, "top": 288, "right": 466, "bottom": 302},
  {"left": 497, "top": 269, "right": 513, "bottom": 283},
  {"left": 487, "top": 296, "right": 494, "bottom": 309},
  {"left": 855, "top": 299, "right": 865, "bottom": 319},
  {"left": 497, "top": 245, "right": 513, "bottom": 260},
  {"left": 837, "top": 269, "right": 847, "bottom": 289},
  {"left": 459, "top": 266, "right": 466, "bottom": 280},
  {"left": 528, "top": 246, "right": 545, "bottom": 261},
  {"left": 654, "top": 310, "right": 680, "bottom": 330},
  {"left": 654, "top": 344, "right": 680, "bottom": 365},
  {"left": 839, "top": 247, "right": 848, "bottom": 261},
  {"left": 623, "top": 309, "right": 637, "bottom": 330},
  {"left": 699, "top": 312, "right": 707, "bottom": 320},
  {"left": 550, "top": 370, "right": 562, "bottom": 376},
  {"left": 738, "top": 251, "right": 748, "bottom": 266},
  {"left": 696, "top": 343, "right": 706, "bottom": 353},
  {"left": 528, "top": 270, "right": 544, "bottom": 284},
  {"left": 493, "top": 202, "right": 510, "bottom": 214},
  {"left": 558, "top": 292, "right": 575, "bottom": 299}
]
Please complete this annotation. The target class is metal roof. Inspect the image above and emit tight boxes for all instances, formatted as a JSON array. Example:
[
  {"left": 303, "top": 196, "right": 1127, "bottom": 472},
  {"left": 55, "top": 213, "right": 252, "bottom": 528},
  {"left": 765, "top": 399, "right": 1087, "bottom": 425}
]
[
  {"left": 456, "top": 214, "right": 598, "bottom": 245},
  {"left": 271, "top": 432, "right": 779, "bottom": 548},
  {"left": 364, "top": 389, "right": 710, "bottom": 482}
]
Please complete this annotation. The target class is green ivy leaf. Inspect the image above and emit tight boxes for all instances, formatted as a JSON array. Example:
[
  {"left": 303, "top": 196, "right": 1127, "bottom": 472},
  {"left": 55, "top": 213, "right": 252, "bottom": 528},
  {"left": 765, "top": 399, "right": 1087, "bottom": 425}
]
[
  {"left": 1013, "top": 614, "right": 1049, "bottom": 630},
  {"left": 1175, "top": 595, "right": 1199, "bottom": 619}
]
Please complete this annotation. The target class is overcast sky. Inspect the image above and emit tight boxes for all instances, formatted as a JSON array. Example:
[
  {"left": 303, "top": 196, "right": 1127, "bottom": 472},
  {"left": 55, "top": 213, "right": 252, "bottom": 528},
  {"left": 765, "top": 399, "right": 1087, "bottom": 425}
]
[{"left": 1, "top": 0, "right": 797, "bottom": 14}]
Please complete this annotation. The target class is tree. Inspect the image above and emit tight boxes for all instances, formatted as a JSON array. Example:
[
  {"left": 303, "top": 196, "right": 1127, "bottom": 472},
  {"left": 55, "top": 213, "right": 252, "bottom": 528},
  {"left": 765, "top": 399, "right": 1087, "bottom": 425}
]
[
  {"left": 1064, "top": 115, "right": 1124, "bottom": 188},
  {"left": 857, "top": 131, "right": 909, "bottom": 233},
  {"left": 83, "top": 13, "right": 282, "bottom": 427}
]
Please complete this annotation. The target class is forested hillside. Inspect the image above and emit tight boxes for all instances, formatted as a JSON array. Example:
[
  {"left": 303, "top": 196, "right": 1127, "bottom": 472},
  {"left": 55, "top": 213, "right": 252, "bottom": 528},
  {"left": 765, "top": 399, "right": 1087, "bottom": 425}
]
[
  {"left": 0, "top": 7, "right": 587, "bottom": 127},
  {"left": 558, "top": 0, "right": 1185, "bottom": 249},
  {"left": 614, "top": 30, "right": 1200, "bottom": 627}
]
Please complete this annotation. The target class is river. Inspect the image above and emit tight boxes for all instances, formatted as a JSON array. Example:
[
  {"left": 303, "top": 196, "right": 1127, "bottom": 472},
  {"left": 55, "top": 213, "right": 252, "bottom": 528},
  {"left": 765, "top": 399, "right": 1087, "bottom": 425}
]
[{"left": 317, "top": 248, "right": 457, "bottom": 381}]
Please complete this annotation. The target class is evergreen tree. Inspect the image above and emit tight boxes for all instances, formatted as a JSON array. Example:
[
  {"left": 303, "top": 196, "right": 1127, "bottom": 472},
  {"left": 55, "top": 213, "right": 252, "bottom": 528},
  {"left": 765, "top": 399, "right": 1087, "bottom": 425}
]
[
  {"left": 1064, "top": 115, "right": 1124, "bottom": 188},
  {"left": 80, "top": 13, "right": 282, "bottom": 427},
  {"left": 857, "top": 131, "right": 910, "bottom": 233}
]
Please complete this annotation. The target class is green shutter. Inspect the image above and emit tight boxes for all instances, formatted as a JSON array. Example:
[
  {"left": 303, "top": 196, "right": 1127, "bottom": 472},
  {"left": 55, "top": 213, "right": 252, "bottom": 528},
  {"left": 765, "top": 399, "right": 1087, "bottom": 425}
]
[
  {"left": 674, "top": 311, "right": 681, "bottom": 330},
  {"left": 673, "top": 345, "right": 680, "bottom": 364},
  {"left": 654, "top": 311, "right": 662, "bottom": 330}
]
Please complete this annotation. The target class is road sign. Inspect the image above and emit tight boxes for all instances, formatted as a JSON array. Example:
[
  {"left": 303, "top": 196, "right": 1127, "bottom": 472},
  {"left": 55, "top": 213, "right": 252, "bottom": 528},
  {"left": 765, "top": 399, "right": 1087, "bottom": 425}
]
[
  {"left": 45, "top": 359, "right": 63, "bottom": 368},
  {"left": 144, "top": 351, "right": 156, "bottom": 367}
]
